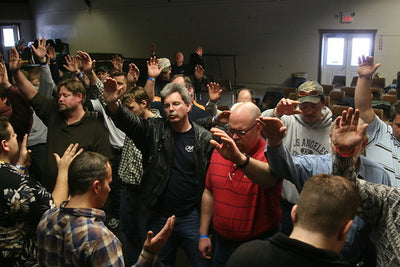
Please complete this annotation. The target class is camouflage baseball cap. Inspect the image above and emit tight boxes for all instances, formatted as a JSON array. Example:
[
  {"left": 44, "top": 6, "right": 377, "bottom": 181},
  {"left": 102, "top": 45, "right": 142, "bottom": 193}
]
[
  {"left": 297, "top": 80, "right": 323, "bottom": 104},
  {"left": 158, "top": 58, "right": 171, "bottom": 72}
]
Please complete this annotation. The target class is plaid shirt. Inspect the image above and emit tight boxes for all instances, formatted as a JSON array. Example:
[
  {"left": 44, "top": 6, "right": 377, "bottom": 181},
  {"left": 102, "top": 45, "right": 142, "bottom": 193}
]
[
  {"left": 37, "top": 201, "right": 124, "bottom": 266},
  {"left": 118, "top": 109, "right": 161, "bottom": 185}
]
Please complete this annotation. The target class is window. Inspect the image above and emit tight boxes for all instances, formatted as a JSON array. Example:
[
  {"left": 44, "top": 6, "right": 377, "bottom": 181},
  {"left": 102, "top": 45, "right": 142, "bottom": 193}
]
[
  {"left": 319, "top": 30, "right": 376, "bottom": 87},
  {"left": 1, "top": 25, "right": 20, "bottom": 47}
]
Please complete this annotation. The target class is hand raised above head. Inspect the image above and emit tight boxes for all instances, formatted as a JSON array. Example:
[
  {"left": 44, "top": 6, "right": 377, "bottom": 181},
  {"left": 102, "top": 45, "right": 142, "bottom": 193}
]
[
  {"left": 332, "top": 107, "right": 368, "bottom": 155},
  {"left": 127, "top": 63, "right": 140, "bottom": 86},
  {"left": 147, "top": 56, "right": 162, "bottom": 79},
  {"left": 8, "top": 47, "right": 21, "bottom": 72},
  {"left": 207, "top": 82, "right": 222, "bottom": 102},
  {"left": 103, "top": 77, "right": 122, "bottom": 104},
  {"left": 31, "top": 37, "right": 49, "bottom": 63},
  {"left": 358, "top": 55, "right": 381, "bottom": 78}
]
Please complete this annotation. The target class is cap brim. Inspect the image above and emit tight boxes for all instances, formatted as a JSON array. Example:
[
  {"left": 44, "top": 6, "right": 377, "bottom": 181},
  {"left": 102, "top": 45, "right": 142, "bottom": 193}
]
[{"left": 299, "top": 96, "right": 321, "bottom": 104}]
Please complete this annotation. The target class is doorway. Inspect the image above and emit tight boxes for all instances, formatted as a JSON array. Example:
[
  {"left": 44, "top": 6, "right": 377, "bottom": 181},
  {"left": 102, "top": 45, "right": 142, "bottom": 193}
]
[{"left": 319, "top": 30, "right": 377, "bottom": 87}]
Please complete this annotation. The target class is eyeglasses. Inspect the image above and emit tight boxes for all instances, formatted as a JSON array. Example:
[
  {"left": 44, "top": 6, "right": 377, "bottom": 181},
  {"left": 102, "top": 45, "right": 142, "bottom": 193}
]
[
  {"left": 228, "top": 123, "right": 258, "bottom": 136},
  {"left": 298, "top": 90, "right": 321, "bottom": 97}
]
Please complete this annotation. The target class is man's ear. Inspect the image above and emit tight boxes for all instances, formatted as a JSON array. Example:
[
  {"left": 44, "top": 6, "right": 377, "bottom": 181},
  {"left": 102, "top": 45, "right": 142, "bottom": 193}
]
[
  {"left": 92, "top": 180, "right": 101, "bottom": 194},
  {"left": 291, "top": 204, "right": 298, "bottom": 225},
  {"left": 1, "top": 139, "right": 9, "bottom": 152},
  {"left": 76, "top": 93, "right": 83, "bottom": 102},
  {"left": 338, "top": 219, "right": 353, "bottom": 241}
]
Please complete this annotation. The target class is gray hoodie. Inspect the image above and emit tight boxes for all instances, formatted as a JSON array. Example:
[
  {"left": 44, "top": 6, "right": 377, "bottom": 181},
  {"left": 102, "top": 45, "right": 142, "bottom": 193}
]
[{"left": 262, "top": 106, "right": 333, "bottom": 156}]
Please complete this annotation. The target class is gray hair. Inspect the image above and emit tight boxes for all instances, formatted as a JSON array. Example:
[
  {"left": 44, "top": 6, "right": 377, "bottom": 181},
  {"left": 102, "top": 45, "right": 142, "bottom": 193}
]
[{"left": 160, "top": 82, "right": 192, "bottom": 104}]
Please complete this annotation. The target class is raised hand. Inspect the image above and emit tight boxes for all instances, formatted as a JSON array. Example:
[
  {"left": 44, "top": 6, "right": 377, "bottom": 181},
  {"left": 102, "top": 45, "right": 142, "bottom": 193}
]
[
  {"left": 257, "top": 117, "right": 287, "bottom": 147},
  {"left": 209, "top": 127, "right": 243, "bottom": 163},
  {"left": 207, "top": 82, "right": 222, "bottom": 102},
  {"left": 0, "top": 61, "right": 11, "bottom": 88},
  {"left": 47, "top": 45, "right": 56, "bottom": 62},
  {"left": 274, "top": 98, "right": 302, "bottom": 117},
  {"left": 127, "top": 63, "right": 140, "bottom": 86},
  {"left": 332, "top": 108, "right": 368, "bottom": 154},
  {"left": 216, "top": 110, "right": 230, "bottom": 124},
  {"left": 147, "top": 56, "right": 162, "bottom": 79},
  {"left": 103, "top": 77, "right": 122, "bottom": 104},
  {"left": 54, "top": 143, "right": 83, "bottom": 175},
  {"left": 358, "top": 55, "right": 381, "bottom": 78},
  {"left": 31, "top": 37, "right": 49, "bottom": 63},
  {"left": 110, "top": 54, "right": 124, "bottom": 72},
  {"left": 76, "top": 50, "right": 95, "bottom": 73},
  {"left": 8, "top": 47, "right": 21, "bottom": 72},
  {"left": 63, "top": 55, "right": 80, "bottom": 74},
  {"left": 143, "top": 215, "right": 175, "bottom": 253},
  {"left": 16, "top": 134, "right": 31, "bottom": 171},
  {"left": 194, "top": 65, "right": 205, "bottom": 81}
]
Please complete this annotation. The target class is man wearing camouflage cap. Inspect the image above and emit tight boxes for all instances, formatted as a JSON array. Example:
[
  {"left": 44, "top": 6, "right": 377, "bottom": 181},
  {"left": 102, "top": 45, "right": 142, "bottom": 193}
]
[{"left": 261, "top": 80, "right": 332, "bottom": 235}]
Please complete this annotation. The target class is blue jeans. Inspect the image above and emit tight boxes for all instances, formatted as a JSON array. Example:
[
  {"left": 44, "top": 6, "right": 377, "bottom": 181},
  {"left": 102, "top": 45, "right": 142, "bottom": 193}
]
[
  {"left": 119, "top": 187, "right": 150, "bottom": 266},
  {"left": 213, "top": 228, "right": 278, "bottom": 267},
  {"left": 149, "top": 209, "right": 211, "bottom": 267}
]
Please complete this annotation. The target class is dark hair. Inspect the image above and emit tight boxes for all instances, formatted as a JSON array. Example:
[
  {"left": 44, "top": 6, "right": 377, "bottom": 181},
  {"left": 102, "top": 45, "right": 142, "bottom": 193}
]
[
  {"left": 111, "top": 72, "right": 127, "bottom": 79},
  {"left": 58, "top": 79, "right": 86, "bottom": 103},
  {"left": 0, "top": 116, "right": 10, "bottom": 142},
  {"left": 235, "top": 88, "right": 255, "bottom": 102},
  {"left": 390, "top": 102, "right": 400, "bottom": 122},
  {"left": 295, "top": 174, "right": 358, "bottom": 237},
  {"left": 121, "top": 86, "right": 151, "bottom": 109},
  {"left": 68, "top": 151, "right": 110, "bottom": 196},
  {"left": 171, "top": 74, "right": 193, "bottom": 90}
]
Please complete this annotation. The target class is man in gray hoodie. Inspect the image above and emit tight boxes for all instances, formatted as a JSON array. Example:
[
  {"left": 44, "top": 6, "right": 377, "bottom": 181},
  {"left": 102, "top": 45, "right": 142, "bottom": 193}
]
[{"left": 261, "top": 80, "right": 333, "bottom": 234}]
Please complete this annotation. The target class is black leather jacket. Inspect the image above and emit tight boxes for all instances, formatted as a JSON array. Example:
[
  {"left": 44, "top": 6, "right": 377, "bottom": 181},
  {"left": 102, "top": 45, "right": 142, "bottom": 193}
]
[{"left": 111, "top": 104, "right": 214, "bottom": 208}]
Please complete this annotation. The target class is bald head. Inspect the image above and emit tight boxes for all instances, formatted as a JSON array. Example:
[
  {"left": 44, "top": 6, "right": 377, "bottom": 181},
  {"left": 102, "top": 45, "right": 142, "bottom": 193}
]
[
  {"left": 229, "top": 102, "right": 262, "bottom": 154},
  {"left": 231, "top": 102, "right": 261, "bottom": 122},
  {"left": 236, "top": 88, "right": 255, "bottom": 103}
]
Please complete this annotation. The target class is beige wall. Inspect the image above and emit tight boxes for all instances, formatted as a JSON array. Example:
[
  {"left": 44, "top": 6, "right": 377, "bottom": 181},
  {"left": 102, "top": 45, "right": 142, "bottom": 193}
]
[{"left": 29, "top": 0, "right": 400, "bottom": 94}]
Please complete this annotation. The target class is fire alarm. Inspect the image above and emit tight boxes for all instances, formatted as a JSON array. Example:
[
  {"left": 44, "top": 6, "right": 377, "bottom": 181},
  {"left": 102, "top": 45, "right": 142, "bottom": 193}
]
[{"left": 341, "top": 12, "right": 355, "bottom": 23}]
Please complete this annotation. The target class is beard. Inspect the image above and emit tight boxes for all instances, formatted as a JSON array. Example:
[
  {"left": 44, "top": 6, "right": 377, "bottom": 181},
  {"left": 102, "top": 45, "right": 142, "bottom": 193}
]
[{"left": 58, "top": 103, "right": 69, "bottom": 112}]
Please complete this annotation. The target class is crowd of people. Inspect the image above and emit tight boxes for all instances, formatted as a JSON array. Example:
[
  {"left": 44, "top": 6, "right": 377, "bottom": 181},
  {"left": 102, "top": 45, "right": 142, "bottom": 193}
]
[{"left": 0, "top": 38, "right": 399, "bottom": 267}]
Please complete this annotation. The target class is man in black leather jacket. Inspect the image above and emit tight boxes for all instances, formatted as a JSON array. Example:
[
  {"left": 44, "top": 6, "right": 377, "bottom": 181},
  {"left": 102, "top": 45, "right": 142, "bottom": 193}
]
[{"left": 105, "top": 81, "right": 213, "bottom": 267}]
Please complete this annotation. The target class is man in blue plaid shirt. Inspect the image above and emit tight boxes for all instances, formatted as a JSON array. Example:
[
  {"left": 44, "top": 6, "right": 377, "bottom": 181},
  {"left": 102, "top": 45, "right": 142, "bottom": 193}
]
[{"left": 36, "top": 151, "right": 174, "bottom": 266}]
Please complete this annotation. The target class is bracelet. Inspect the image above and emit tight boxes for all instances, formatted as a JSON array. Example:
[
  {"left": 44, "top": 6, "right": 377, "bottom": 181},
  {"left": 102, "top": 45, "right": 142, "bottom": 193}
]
[
  {"left": 359, "top": 74, "right": 372, "bottom": 80},
  {"left": 213, "top": 116, "right": 218, "bottom": 124},
  {"left": 15, "top": 164, "right": 26, "bottom": 170},
  {"left": 199, "top": 235, "right": 209, "bottom": 239},
  {"left": 77, "top": 72, "right": 83, "bottom": 78},
  {"left": 40, "top": 62, "right": 47, "bottom": 66},
  {"left": 335, "top": 146, "right": 355, "bottom": 157},
  {"left": 237, "top": 153, "right": 250, "bottom": 168},
  {"left": 148, "top": 77, "right": 155, "bottom": 82}
]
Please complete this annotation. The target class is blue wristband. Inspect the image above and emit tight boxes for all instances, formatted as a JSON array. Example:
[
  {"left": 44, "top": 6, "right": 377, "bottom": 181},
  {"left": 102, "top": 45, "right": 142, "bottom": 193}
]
[
  {"left": 199, "top": 235, "right": 208, "bottom": 239},
  {"left": 77, "top": 72, "right": 83, "bottom": 78},
  {"left": 148, "top": 77, "right": 155, "bottom": 82},
  {"left": 213, "top": 116, "right": 218, "bottom": 123},
  {"left": 15, "top": 164, "right": 26, "bottom": 170}
]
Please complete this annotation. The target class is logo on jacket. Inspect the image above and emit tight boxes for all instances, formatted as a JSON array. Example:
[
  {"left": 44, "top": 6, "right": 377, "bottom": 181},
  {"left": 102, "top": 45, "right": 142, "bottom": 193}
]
[{"left": 185, "top": 145, "right": 194, "bottom": 153}]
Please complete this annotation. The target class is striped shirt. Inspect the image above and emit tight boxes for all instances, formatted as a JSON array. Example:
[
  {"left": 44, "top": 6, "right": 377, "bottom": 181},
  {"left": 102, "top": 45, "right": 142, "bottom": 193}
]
[{"left": 206, "top": 138, "right": 282, "bottom": 241}]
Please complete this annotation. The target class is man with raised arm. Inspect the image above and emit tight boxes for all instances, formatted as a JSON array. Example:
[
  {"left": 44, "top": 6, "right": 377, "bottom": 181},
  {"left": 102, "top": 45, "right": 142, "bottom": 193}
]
[
  {"left": 0, "top": 116, "right": 82, "bottom": 265},
  {"left": 355, "top": 56, "right": 400, "bottom": 186},
  {"left": 8, "top": 45, "right": 112, "bottom": 191},
  {"left": 104, "top": 81, "right": 214, "bottom": 267},
  {"left": 37, "top": 151, "right": 175, "bottom": 267},
  {"left": 199, "top": 102, "right": 282, "bottom": 267},
  {"left": 261, "top": 112, "right": 390, "bottom": 266},
  {"left": 331, "top": 107, "right": 400, "bottom": 266}
]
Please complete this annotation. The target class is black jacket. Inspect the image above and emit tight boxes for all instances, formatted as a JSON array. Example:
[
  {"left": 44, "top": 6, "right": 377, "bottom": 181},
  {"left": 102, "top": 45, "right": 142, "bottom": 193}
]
[{"left": 111, "top": 104, "right": 214, "bottom": 208}]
